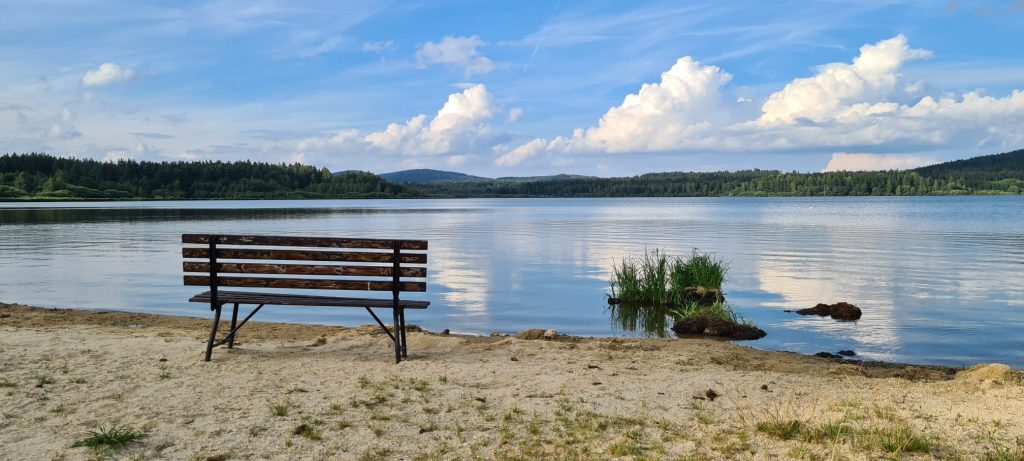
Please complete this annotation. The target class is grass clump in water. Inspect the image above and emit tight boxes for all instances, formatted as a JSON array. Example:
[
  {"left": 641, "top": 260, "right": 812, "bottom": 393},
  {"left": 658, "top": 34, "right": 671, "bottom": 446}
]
[{"left": 609, "top": 248, "right": 751, "bottom": 337}]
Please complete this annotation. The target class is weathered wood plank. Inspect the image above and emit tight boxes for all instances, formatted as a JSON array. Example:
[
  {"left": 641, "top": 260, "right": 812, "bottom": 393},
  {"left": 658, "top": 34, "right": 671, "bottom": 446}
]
[
  {"left": 184, "top": 275, "right": 426, "bottom": 292},
  {"left": 188, "top": 290, "right": 430, "bottom": 309},
  {"left": 182, "top": 248, "right": 427, "bottom": 264},
  {"left": 182, "top": 234, "right": 427, "bottom": 250},
  {"left": 183, "top": 262, "right": 426, "bottom": 278}
]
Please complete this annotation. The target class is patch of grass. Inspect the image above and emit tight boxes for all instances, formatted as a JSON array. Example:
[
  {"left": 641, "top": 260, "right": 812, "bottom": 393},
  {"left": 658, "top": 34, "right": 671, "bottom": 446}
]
[
  {"left": 293, "top": 420, "right": 323, "bottom": 441},
  {"left": 670, "top": 300, "right": 752, "bottom": 327},
  {"left": 986, "top": 437, "right": 1024, "bottom": 461},
  {"left": 50, "top": 404, "right": 68, "bottom": 414},
  {"left": 0, "top": 379, "right": 16, "bottom": 388},
  {"left": 71, "top": 378, "right": 87, "bottom": 384},
  {"left": 361, "top": 448, "right": 393, "bottom": 461},
  {"left": 286, "top": 387, "right": 308, "bottom": 394},
  {"left": 438, "top": 375, "right": 448, "bottom": 384},
  {"left": 270, "top": 402, "right": 290, "bottom": 417},
  {"left": 158, "top": 372, "right": 171, "bottom": 380},
  {"left": 71, "top": 425, "right": 148, "bottom": 450},
  {"left": 858, "top": 425, "right": 931, "bottom": 454},
  {"left": 248, "top": 425, "right": 268, "bottom": 437},
  {"left": 336, "top": 420, "right": 352, "bottom": 430},
  {"left": 35, "top": 375, "right": 55, "bottom": 387},
  {"left": 757, "top": 420, "right": 808, "bottom": 440}
]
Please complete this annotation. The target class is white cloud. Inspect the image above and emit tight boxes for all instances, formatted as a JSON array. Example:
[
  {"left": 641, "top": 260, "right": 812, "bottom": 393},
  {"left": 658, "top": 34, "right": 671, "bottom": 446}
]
[
  {"left": 362, "top": 40, "right": 396, "bottom": 53},
  {"left": 415, "top": 35, "right": 495, "bottom": 76},
  {"left": 496, "top": 138, "right": 545, "bottom": 166},
  {"left": 82, "top": 63, "right": 135, "bottom": 87},
  {"left": 295, "top": 84, "right": 502, "bottom": 163},
  {"left": 102, "top": 151, "right": 134, "bottom": 163},
  {"left": 759, "top": 34, "right": 931, "bottom": 124},
  {"left": 508, "top": 107, "right": 523, "bottom": 123},
  {"left": 823, "top": 153, "right": 937, "bottom": 172},
  {"left": 500, "top": 35, "right": 1024, "bottom": 167}
]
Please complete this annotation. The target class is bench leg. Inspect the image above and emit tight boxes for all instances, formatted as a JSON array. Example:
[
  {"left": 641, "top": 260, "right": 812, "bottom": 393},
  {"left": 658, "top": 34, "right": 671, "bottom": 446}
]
[
  {"left": 227, "top": 303, "right": 239, "bottom": 349},
  {"left": 205, "top": 303, "right": 222, "bottom": 362},
  {"left": 399, "top": 308, "right": 407, "bottom": 358},
  {"left": 392, "top": 308, "right": 402, "bottom": 364}
]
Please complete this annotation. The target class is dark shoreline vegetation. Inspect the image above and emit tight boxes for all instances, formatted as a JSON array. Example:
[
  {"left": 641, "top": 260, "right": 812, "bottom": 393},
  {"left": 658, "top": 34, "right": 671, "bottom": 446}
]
[
  {"left": 607, "top": 249, "right": 766, "bottom": 340},
  {"left": 1, "top": 149, "right": 1023, "bottom": 200}
]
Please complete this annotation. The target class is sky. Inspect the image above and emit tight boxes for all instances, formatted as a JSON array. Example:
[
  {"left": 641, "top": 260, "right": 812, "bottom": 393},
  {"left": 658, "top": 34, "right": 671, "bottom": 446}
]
[{"left": 1, "top": 0, "right": 1023, "bottom": 177}]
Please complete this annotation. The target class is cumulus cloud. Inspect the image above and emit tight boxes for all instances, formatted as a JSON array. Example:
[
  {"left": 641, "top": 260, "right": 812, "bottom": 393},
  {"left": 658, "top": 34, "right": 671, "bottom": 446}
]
[
  {"left": 295, "top": 84, "right": 502, "bottom": 163},
  {"left": 495, "top": 138, "right": 545, "bottom": 166},
  {"left": 508, "top": 107, "right": 523, "bottom": 123},
  {"left": 499, "top": 35, "right": 1024, "bottom": 166},
  {"left": 759, "top": 35, "right": 931, "bottom": 124},
  {"left": 823, "top": 153, "right": 937, "bottom": 172},
  {"left": 415, "top": 35, "right": 495, "bottom": 76},
  {"left": 82, "top": 63, "right": 135, "bottom": 87}
]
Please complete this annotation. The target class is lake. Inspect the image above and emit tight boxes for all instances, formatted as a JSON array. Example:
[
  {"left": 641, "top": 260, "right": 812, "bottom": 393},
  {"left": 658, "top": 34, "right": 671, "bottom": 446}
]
[{"left": 1, "top": 197, "right": 1022, "bottom": 367}]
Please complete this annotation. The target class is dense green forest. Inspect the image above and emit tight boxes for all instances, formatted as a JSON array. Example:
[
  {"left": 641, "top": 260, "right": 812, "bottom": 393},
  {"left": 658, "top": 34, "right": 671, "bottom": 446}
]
[
  {"left": 0, "top": 154, "right": 418, "bottom": 200},
  {"left": 417, "top": 149, "right": 1024, "bottom": 197},
  {"left": 0, "top": 149, "right": 1021, "bottom": 200}
]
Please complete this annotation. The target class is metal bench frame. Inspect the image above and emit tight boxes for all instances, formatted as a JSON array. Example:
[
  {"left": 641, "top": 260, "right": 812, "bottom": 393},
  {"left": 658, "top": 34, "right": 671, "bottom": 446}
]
[{"left": 182, "top": 234, "right": 428, "bottom": 363}]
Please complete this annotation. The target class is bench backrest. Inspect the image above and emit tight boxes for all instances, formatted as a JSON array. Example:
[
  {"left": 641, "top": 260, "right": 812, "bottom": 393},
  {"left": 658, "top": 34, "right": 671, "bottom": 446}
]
[{"left": 182, "top": 234, "right": 428, "bottom": 303}]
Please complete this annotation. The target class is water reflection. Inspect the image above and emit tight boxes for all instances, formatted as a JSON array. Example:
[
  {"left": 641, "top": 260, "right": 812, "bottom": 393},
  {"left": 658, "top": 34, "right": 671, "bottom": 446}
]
[{"left": 1, "top": 197, "right": 1022, "bottom": 367}]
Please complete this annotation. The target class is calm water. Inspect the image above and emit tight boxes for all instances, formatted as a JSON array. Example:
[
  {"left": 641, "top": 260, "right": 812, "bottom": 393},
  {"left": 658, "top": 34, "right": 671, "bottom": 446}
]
[{"left": 1, "top": 197, "right": 1022, "bottom": 367}]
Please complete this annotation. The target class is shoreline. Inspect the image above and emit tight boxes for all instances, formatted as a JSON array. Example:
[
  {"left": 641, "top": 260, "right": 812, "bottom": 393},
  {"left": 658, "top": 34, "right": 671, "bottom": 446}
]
[{"left": 1, "top": 302, "right": 1022, "bottom": 460}]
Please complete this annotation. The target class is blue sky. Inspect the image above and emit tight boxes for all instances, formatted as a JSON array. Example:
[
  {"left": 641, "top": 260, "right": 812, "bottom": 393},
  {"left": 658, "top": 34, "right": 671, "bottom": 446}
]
[{"left": 1, "top": 0, "right": 1023, "bottom": 176}]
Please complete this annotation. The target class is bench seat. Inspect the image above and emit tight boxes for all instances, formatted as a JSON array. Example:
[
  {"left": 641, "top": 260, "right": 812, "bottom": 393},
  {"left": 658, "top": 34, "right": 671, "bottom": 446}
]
[{"left": 189, "top": 290, "right": 430, "bottom": 309}]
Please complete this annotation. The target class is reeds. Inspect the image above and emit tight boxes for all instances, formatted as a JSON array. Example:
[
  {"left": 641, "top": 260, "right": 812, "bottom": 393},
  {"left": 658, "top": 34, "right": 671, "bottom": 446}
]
[
  {"left": 610, "top": 249, "right": 727, "bottom": 306},
  {"left": 609, "top": 249, "right": 746, "bottom": 336}
]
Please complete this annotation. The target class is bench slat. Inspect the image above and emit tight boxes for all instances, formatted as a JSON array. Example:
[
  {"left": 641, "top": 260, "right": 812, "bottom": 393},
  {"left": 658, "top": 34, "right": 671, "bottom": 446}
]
[
  {"left": 182, "top": 248, "right": 427, "bottom": 264},
  {"left": 184, "top": 275, "right": 426, "bottom": 292},
  {"left": 183, "top": 262, "right": 426, "bottom": 278},
  {"left": 188, "top": 290, "right": 430, "bottom": 309},
  {"left": 183, "top": 234, "right": 427, "bottom": 250}
]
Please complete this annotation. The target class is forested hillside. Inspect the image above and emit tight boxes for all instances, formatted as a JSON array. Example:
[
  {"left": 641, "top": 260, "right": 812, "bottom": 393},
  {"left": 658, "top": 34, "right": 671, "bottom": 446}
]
[
  {"left": 1, "top": 149, "right": 1021, "bottom": 200},
  {"left": 0, "top": 154, "right": 418, "bottom": 199}
]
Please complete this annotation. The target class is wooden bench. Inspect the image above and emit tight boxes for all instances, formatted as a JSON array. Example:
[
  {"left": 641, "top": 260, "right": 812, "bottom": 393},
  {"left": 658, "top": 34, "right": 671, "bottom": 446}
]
[{"left": 182, "top": 234, "right": 429, "bottom": 363}]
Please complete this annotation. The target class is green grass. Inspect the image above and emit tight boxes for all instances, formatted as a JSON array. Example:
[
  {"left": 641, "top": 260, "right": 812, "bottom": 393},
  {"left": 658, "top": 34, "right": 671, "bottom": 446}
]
[
  {"left": 609, "top": 248, "right": 735, "bottom": 336},
  {"left": 670, "top": 300, "right": 753, "bottom": 327},
  {"left": 0, "top": 379, "right": 16, "bottom": 388},
  {"left": 293, "top": 419, "right": 323, "bottom": 441},
  {"left": 71, "top": 425, "right": 148, "bottom": 450}
]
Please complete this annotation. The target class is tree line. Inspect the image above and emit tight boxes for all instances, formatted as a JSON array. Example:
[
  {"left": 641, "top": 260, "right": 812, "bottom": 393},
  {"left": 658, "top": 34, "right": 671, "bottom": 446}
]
[
  {"left": 1, "top": 150, "right": 1021, "bottom": 200},
  {"left": 0, "top": 154, "right": 419, "bottom": 199}
]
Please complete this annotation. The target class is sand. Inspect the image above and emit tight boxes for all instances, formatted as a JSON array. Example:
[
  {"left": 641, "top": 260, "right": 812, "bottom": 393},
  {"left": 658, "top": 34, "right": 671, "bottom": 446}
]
[{"left": 1, "top": 302, "right": 1022, "bottom": 460}]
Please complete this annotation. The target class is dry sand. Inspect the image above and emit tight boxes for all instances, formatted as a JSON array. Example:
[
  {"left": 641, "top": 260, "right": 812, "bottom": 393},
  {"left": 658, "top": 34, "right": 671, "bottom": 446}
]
[{"left": 1, "top": 302, "right": 1022, "bottom": 460}]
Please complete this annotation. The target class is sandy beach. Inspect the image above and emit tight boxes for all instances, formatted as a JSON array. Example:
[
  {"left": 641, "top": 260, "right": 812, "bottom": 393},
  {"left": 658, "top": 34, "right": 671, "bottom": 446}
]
[{"left": 1, "top": 302, "right": 1022, "bottom": 460}]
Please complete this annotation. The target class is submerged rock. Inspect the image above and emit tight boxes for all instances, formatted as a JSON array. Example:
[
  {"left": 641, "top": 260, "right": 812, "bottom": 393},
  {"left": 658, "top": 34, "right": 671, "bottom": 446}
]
[
  {"left": 814, "top": 351, "right": 844, "bottom": 359},
  {"left": 796, "top": 302, "right": 862, "bottom": 320},
  {"left": 671, "top": 317, "right": 766, "bottom": 340}
]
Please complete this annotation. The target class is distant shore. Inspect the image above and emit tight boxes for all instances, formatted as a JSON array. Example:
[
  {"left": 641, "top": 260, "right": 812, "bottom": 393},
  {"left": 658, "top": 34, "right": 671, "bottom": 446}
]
[{"left": 1, "top": 302, "right": 1021, "bottom": 460}]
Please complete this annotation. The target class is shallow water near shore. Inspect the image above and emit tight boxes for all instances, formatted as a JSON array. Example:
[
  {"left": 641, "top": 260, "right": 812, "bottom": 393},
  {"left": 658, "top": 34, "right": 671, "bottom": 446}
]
[{"left": 1, "top": 196, "right": 1022, "bottom": 367}]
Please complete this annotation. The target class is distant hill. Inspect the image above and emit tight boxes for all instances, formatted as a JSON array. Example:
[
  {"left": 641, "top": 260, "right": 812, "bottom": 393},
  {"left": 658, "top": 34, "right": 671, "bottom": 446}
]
[
  {"left": 377, "top": 169, "right": 487, "bottom": 184},
  {"left": 914, "top": 149, "right": 1024, "bottom": 177},
  {"left": 495, "top": 174, "right": 597, "bottom": 182}
]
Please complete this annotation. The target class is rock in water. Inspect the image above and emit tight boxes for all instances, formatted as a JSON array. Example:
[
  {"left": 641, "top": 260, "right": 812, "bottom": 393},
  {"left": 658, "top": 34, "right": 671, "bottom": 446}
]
[
  {"left": 814, "top": 352, "right": 843, "bottom": 359},
  {"left": 837, "top": 350, "right": 857, "bottom": 357},
  {"left": 795, "top": 302, "right": 862, "bottom": 320},
  {"left": 672, "top": 317, "right": 766, "bottom": 340}
]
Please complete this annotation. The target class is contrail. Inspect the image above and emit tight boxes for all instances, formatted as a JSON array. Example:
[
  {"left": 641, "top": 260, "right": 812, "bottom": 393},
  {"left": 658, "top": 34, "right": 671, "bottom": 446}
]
[{"left": 524, "top": 0, "right": 561, "bottom": 72}]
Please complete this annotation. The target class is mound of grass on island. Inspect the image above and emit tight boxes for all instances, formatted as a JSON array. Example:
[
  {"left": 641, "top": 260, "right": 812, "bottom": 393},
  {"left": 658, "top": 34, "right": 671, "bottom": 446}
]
[{"left": 608, "top": 249, "right": 765, "bottom": 339}]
